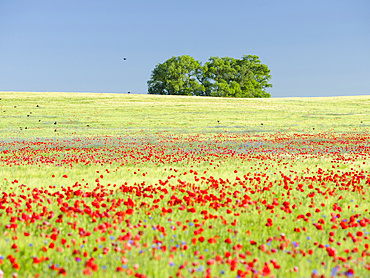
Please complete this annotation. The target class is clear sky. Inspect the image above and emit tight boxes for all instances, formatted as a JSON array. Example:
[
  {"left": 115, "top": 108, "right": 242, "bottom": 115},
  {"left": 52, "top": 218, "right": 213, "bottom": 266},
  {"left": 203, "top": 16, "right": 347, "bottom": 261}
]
[{"left": 1, "top": 0, "right": 369, "bottom": 97}]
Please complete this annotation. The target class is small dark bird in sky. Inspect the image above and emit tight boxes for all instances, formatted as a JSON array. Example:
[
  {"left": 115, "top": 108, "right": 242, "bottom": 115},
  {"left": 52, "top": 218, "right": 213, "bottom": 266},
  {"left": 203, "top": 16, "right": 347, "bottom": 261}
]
[
  {"left": 123, "top": 58, "right": 127, "bottom": 60},
  {"left": 36, "top": 105, "right": 39, "bottom": 107},
  {"left": 128, "top": 91, "right": 130, "bottom": 94},
  {"left": 54, "top": 122, "right": 57, "bottom": 125}
]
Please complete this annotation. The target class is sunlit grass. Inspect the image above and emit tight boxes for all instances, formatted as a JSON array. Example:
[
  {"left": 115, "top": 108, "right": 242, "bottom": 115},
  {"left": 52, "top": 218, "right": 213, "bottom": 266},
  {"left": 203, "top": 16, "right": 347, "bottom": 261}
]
[{"left": 0, "top": 92, "right": 369, "bottom": 277}]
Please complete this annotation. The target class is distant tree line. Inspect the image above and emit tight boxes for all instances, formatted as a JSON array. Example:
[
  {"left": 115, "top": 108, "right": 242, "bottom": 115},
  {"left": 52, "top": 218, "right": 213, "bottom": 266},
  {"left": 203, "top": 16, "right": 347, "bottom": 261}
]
[{"left": 147, "top": 55, "right": 272, "bottom": 98}]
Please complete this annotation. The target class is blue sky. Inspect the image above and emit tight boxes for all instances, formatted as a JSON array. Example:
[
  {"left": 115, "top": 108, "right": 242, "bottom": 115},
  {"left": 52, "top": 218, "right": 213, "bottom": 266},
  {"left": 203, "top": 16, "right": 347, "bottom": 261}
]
[{"left": 0, "top": 0, "right": 369, "bottom": 97}]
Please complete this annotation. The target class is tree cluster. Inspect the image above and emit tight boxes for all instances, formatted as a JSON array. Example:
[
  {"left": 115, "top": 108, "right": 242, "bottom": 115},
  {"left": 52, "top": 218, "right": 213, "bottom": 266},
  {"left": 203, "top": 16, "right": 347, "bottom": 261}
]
[{"left": 147, "top": 55, "right": 272, "bottom": 98}]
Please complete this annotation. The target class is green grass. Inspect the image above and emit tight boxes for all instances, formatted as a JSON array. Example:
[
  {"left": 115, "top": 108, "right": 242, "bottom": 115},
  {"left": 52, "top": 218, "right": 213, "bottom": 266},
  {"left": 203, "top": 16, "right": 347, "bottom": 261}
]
[
  {"left": 0, "top": 92, "right": 369, "bottom": 139},
  {"left": 0, "top": 91, "right": 369, "bottom": 278}
]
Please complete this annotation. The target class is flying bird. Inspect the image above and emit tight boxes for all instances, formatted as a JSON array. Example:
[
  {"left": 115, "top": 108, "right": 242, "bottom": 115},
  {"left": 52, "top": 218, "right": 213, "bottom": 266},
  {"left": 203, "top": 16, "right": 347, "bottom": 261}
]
[{"left": 123, "top": 58, "right": 127, "bottom": 61}]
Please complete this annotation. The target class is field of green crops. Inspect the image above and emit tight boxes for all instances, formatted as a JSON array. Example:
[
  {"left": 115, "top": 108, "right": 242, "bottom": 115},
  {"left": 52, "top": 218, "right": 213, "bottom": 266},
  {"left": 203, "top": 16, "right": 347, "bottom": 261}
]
[{"left": 0, "top": 91, "right": 369, "bottom": 278}]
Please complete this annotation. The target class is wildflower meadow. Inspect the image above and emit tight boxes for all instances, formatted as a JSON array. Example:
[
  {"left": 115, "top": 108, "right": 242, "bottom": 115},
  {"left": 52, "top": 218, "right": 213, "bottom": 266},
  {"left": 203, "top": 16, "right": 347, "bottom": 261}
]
[{"left": 0, "top": 92, "right": 369, "bottom": 278}]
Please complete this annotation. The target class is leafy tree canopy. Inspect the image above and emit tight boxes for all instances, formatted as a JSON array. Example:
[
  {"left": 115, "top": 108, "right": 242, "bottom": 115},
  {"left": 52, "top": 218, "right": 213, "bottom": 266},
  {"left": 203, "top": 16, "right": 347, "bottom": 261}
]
[
  {"left": 147, "top": 55, "right": 203, "bottom": 96},
  {"left": 147, "top": 54, "right": 272, "bottom": 98}
]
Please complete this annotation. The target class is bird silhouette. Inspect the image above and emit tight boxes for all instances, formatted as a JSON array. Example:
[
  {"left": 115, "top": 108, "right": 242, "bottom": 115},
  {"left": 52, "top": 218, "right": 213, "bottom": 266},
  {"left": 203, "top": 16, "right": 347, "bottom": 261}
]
[{"left": 123, "top": 58, "right": 127, "bottom": 60}]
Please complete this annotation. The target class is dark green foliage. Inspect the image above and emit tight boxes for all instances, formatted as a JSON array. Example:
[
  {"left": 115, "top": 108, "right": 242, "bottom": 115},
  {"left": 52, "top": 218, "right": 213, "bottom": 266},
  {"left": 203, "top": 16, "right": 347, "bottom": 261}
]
[{"left": 147, "top": 55, "right": 272, "bottom": 98}]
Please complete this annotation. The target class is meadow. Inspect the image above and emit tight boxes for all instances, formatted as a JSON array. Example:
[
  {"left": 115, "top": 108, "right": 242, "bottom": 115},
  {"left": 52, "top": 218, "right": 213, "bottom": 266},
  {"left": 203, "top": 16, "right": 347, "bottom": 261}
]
[{"left": 0, "top": 91, "right": 369, "bottom": 278}]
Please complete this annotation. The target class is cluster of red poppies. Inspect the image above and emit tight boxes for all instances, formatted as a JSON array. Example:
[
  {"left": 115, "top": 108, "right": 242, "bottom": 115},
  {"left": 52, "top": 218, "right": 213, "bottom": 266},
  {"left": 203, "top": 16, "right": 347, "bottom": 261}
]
[{"left": 0, "top": 132, "right": 369, "bottom": 277}]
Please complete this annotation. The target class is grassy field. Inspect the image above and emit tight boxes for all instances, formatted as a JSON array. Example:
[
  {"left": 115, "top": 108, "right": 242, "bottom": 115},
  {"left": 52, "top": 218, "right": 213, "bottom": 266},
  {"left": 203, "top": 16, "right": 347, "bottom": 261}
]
[
  {"left": 1, "top": 92, "right": 369, "bottom": 138},
  {"left": 0, "top": 91, "right": 369, "bottom": 278}
]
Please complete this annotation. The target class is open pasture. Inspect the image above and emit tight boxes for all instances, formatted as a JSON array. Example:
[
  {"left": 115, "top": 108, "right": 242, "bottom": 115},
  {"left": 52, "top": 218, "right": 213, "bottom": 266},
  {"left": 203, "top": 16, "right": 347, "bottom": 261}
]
[{"left": 0, "top": 92, "right": 370, "bottom": 278}]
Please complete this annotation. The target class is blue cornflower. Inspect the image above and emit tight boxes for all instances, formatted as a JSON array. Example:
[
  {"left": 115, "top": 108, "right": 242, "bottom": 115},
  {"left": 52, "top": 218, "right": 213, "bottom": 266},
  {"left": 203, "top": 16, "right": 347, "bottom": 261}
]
[{"left": 331, "top": 266, "right": 339, "bottom": 276}]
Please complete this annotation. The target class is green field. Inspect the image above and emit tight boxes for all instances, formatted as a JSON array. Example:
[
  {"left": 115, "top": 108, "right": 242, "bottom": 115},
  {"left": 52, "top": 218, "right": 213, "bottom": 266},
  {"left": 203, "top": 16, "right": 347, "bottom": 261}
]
[
  {"left": 0, "top": 92, "right": 369, "bottom": 278},
  {"left": 1, "top": 92, "right": 369, "bottom": 138}
]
